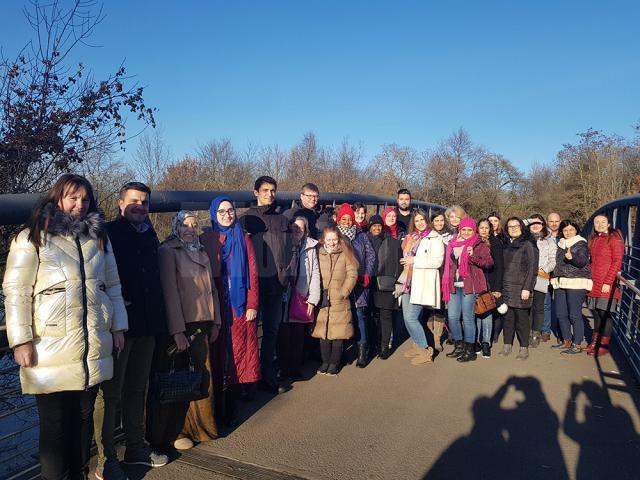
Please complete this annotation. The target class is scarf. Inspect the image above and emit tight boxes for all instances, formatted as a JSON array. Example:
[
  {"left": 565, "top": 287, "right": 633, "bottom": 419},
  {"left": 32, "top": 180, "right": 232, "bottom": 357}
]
[
  {"left": 210, "top": 196, "right": 249, "bottom": 318},
  {"left": 382, "top": 207, "right": 399, "bottom": 239},
  {"left": 442, "top": 217, "right": 478, "bottom": 301},
  {"left": 400, "top": 228, "right": 432, "bottom": 292},
  {"left": 355, "top": 219, "right": 368, "bottom": 231},
  {"left": 167, "top": 210, "right": 201, "bottom": 251},
  {"left": 337, "top": 224, "right": 357, "bottom": 242}
]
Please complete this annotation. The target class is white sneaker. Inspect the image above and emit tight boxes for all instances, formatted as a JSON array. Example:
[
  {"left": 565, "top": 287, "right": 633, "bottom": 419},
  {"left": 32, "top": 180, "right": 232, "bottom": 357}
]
[{"left": 173, "top": 438, "right": 194, "bottom": 450}]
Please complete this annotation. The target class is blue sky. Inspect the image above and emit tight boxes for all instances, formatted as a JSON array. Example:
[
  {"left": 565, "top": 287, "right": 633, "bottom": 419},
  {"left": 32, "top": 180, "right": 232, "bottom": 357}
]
[{"left": 2, "top": 0, "right": 639, "bottom": 171}]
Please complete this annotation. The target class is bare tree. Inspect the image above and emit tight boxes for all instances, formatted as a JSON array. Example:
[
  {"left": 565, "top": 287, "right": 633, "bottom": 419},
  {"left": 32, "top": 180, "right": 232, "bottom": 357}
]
[{"left": 133, "top": 129, "right": 171, "bottom": 189}]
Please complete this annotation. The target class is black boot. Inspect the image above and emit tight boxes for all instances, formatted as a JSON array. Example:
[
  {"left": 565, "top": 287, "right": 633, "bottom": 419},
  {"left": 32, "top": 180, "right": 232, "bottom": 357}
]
[
  {"left": 356, "top": 344, "right": 368, "bottom": 368},
  {"left": 446, "top": 340, "right": 464, "bottom": 358},
  {"left": 481, "top": 342, "right": 491, "bottom": 358},
  {"left": 457, "top": 342, "right": 478, "bottom": 363}
]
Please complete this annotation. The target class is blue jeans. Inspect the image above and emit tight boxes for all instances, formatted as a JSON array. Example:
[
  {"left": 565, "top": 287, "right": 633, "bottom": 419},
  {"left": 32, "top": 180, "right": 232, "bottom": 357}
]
[
  {"left": 476, "top": 311, "right": 493, "bottom": 344},
  {"left": 543, "top": 290, "right": 556, "bottom": 335},
  {"left": 355, "top": 306, "right": 368, "bottom": 345},
  {"left": 447, "top": 287, "right": 477, "bottom": 343},
  {"left": 259, "top": 294, "right": 283, "bottom": 386},
  {"left": 555, "top": 288, "right": 586, "bottom": 345},
  {"left": 402, "top": 294, "right": 428, "bottom": 348}
]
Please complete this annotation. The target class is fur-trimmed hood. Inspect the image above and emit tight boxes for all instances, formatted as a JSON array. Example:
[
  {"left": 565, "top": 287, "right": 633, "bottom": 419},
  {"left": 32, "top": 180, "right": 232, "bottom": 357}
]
[{"left": 43, "top": 203, "right": 105, "bottom": 240}]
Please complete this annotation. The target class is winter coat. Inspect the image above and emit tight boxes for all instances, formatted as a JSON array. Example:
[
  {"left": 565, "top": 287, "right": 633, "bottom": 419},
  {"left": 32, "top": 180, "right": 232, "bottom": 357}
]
[
  {"left": 3, "top": 210, "right": 128, "bottom": 394},
  {"left": 486, "top": 235, "right": 504, "bottom": 293},
  {"left": 551, "top": 236, "right": 593, "bottom": 291},
  {"left": 200, "top": 230, "right": 261, "bottom": 386},
  {"left": 240, "top": 204, "right": 296, "bottom": 296},
  {"left": 372, "top": 232, "right": 403, "bottom": 310},
  {"left": 534, "top": 235, "right": 558, "bottom": 293},
  {"left": 502, "top": 236, "right": 539, "bottom": 309},
  {"left": 158, "top": 238, "right": 222, "bottom": 337},
  {"left": 409, "top": 230, "right": 445, "bottom": 309},
  {"left": 589, "top": 232, "right": 624, "bottom": 300},
  {"left": 106, "top": 217, "right": 167, "bottom": 337},
  {"left": 294, "top": 236, "right": 322, "bottom": 306},
  {"left": 284, "top": 205, "right": 332, "bottom": 240},
  {"left": 351, "top": 232, "right": 376, "bottom": 308},
  {"left": 312, "top": 245, "right": 359, "bottom": 340},
  {"left": 444, "top": 238, "right": 493, "bottom": 297}
]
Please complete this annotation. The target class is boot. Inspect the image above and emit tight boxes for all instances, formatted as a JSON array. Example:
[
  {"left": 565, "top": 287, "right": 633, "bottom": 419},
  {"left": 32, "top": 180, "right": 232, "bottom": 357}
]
[
  {"left": 498, "top": 344, "right": 513, "bottom": 357},
  {"left": 481, "top": 342, "right": 491, "bottom": 358},
  {"left": 432, "top": 319, "right": 445, "bottom": 352},
  {"left": 379, "top": 345, "right": 391, "bottom": 360},
  {"left": 530, "top": 331, "right": 541, "bottom": 348},
  {"left": 403, "top": 342, "right": 421, "bottom": 358},
  {"left": 356, "top": 344, "right": 368, "bottom": 368},
  {"left": 585, "top": 333, "right": 600, "bottom": 354},
  {"left": 411, "top": 347, "right": 434, "bottom": 365},
  {"left": 589, "top": 336, "right": 610, "bottom": 357},
  {"left": 457, "top": 342, "right": 477, "bottom": 362},
  {"left": 446, "top": 340, "right": 464, "bottom": 358},
  {"left": 516, "top": 346, "right": 529, "bottom": 360}
]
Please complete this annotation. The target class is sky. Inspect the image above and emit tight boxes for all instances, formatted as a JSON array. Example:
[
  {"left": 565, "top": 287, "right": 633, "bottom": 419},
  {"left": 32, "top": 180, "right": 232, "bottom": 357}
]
[{"left": 2, "top": 0, "right": 639, "bottom": 171}]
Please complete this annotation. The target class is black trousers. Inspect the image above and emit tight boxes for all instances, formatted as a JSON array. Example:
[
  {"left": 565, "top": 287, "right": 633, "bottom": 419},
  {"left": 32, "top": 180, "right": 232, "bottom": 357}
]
[
  {"left": 379, "top": 308, "right": 394, "bottom": 350},
  {"left": 319, "top": 339, "right": 344, "bottom": 365},
  {"left": 530, "top": 290, "right": 546, "bottom": 333},
  {"left": 593, "top": 308, "right": 613, "bottom": 337},
  {"left": 277, "top": 322, "right": 307, "bottom": 376},
  {"left": 35, "top": 385, "right": 99, "bottom": 480},
  {"left": 503, "top": 307, "right": 531, "bottom": 347}
]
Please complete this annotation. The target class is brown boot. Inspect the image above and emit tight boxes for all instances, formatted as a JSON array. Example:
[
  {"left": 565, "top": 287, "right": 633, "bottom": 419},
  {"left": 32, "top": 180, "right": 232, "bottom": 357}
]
[
  {"left": 411, "top": 347, "right": 434, "bottom": 365},
  {"left": 403, "top": 342, "right": 421, "bottom": 358},
  {"left": 432, "top": 319, "right": 445, "bottom": 352}
]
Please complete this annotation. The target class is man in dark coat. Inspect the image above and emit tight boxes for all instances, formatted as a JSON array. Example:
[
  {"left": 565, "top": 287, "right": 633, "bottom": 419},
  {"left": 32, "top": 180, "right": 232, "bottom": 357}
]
[
  {"left": 93, "top": 182, "right": 168, "bottom": 479},
  {"left": 240, "top": 176, "right": 297, "bottom": 394},
  {"left": 283, "top": 182, "right": 332, "bottom": 239},
  {"left": 395, "top": 188, "right": 413, "bottom": 232}
]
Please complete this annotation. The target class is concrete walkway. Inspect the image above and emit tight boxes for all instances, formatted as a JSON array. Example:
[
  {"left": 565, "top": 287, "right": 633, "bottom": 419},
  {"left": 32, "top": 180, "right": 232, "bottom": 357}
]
[{"left": 112, "top": 338, "right": 640, "bottom": 480}]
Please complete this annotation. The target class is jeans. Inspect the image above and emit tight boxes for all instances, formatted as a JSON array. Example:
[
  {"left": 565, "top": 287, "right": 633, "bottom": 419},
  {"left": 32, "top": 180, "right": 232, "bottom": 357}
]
[
  {"left": 476, "top": 311, "right": 493, "bottom": 344},
  {"left": 447, "top": 287, "right": 477, "bottom": 343},
  {"left": 258, "top": 294, "right": 283, "bottom": 386},
  {"left": 402, "top": 293, "right": 428, "bottom": 348},
  {"left": 355, "top": 306, "right": 368, "bottom": 345},
  {"left": 93, "top": 335, "right": 155, "bottom": 464},
  {"left": 36, "top": 385, "right": 99, "bottom": 480},
  {"left": 555, "top": 288, "right": 587, "bottom": 345}
]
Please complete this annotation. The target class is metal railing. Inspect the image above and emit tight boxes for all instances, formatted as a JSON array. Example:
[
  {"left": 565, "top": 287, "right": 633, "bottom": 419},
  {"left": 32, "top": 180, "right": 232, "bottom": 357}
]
[{"left": 0, "top": 189, "right": 444, "bottom": 480}]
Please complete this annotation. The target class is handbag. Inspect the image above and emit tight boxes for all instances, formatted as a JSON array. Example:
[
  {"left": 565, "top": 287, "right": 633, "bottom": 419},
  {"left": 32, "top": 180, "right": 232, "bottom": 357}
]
[
  {"left": 151, "top": 352, "right": 207, "bottom": 405},
  {"left": 474, "top": 291, "right": 497, "bottom": 315},
  {"left": 290, "top": 290, "right": 313, "bottom": 322},
  {"left": 376, "top": 275, "right": 397, "bottom": 292}
]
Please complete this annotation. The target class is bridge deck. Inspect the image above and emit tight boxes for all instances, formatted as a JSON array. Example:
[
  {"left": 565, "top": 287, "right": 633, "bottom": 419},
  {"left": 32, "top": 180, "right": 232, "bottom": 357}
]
[{"left": 104, "top": 334, "right": 640, "bottom": 480}]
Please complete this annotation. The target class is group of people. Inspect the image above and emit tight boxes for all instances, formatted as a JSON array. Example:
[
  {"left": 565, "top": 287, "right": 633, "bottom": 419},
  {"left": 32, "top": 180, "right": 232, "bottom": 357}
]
[{"left": 2, "top": 174, "right": 625, "bottom": 480}]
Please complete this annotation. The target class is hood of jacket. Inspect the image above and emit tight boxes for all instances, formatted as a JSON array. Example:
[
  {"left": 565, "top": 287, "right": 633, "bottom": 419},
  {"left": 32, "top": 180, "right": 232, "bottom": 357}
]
[{"left": 44, "top": 203, "right": 105, "bottom": 240}]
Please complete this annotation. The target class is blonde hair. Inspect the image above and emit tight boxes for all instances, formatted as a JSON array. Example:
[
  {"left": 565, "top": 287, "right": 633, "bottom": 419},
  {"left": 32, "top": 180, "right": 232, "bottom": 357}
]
[{"left": 445, "top": 205, "right": 466, "bottom": 220}]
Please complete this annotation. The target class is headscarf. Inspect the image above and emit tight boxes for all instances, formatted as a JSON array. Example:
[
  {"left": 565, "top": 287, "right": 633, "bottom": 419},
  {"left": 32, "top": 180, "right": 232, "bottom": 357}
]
[
  {"left": 382, "top": 207, "right": 398, "bottom": 239},
  {"left": 336, "top": 203, "right": 357, "bottom": 241},
  {"left": 442, "top": 217, "right": 479, "bottom": 301},
  {"left": 210, "top": 196, "right": 249, "bottom": 318},
  {"left": 168, "top": 210, "right": 201, "bottom": 251}
]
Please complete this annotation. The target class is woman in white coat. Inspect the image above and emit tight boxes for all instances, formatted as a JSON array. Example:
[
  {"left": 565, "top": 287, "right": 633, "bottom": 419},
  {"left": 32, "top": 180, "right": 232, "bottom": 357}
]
[
  {"left": 3, "top": 174, "right": 127, "bottom": 480},
  {"left": 399, "top": 209, "right": 445, "bottom": 364}
]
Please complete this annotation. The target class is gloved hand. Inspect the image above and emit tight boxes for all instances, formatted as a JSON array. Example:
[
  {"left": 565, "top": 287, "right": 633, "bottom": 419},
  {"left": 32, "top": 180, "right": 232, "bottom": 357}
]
[{"left": 361, "top": 274, "right": 370, "bottom": 287}]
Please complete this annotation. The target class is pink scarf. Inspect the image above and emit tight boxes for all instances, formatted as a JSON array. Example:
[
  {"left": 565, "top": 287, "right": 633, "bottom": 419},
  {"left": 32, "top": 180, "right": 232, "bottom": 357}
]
[
  {"left": 401, "top": 228, "right": 432, "bottom": 293},
  {"left": 442, "top": 217, "right": 478, "bottom": 302}
]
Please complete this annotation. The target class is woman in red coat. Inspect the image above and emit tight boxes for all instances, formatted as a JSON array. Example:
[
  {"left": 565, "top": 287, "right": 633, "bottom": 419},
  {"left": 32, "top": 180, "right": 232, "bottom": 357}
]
[
  {"left": 586, "top": 214, "right": 624, "bottom": 357},
  {"left": 201, "top": 196, "right": 261, "bottom": 426}
]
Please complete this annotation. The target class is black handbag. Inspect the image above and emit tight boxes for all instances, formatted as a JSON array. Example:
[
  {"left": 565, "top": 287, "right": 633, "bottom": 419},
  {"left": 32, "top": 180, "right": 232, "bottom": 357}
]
[
  {"left": 376, "top": 275, "right": 397, "bottom": 292},
  {"left": 318, "top": 288, "right": 330, "bottom": 308},
  {"left": 151, "top": 353, "right": 207, "bottom": 405}
]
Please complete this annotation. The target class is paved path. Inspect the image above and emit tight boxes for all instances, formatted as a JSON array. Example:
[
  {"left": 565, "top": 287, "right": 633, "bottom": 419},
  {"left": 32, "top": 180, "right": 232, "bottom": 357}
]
[{"left": 109, "top": 337, "right": 640, "bottom": 480}]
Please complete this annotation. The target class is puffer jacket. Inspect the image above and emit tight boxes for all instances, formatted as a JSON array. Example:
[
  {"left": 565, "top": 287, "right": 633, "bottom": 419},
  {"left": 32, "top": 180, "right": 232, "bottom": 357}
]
[
  {"left": 589, "top": 232, "right": 624, "bottom": 300},
  {"left": 351, "top": 231, "right": 376, "bottom": 308},
  {"left": 2, "top": 209, "right": 128, "bottom": 394},
  {"left": 312, "top": 245, "right": 359, "bottom": 340},
  {"left": 534, "top": 235, "right": 557, "bottom": 293},
  {"left": 551, "top": 235, "right": 593, "bottom": 291},
  {"left": 502, "top": 236, "right": 539, "bottom": 308}
]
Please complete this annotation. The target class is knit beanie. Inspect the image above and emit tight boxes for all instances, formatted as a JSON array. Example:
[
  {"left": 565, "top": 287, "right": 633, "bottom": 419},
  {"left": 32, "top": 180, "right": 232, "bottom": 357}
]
[
  {"left": 336, "top": 203, "right": 355, "bottom": 222},
  {"left": 368, "top": 214, "right": 383, "bottom": 227},
  {"left": 459, "top": 216, "right": 477, "bottom": 232}
]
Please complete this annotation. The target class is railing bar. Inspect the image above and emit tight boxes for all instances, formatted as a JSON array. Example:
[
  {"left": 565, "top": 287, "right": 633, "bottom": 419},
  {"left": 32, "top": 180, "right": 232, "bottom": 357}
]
[
  {"left": 0, "top": 422, "right": 38, "bottom": 443},
  {"left": 0, "top": 364, "right": 19, "bottom": 375},
  {"left": 0, "top": 444, "right": 39, "bottom": 467},
  {"left": 616, "top": 272, "right": 640, "bottom": 296},
  {"left": 0, "top": 401, "right": 36, "bottom": 421}
]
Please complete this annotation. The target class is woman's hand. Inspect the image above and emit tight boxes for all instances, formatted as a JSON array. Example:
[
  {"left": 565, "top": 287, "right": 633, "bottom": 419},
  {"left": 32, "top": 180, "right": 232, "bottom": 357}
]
[
  {"left": 306, "top": 303, "right": 314, "bottom": 317},
  {"left": 112, "top": 331, "right": 125, "bottom": 352},
  {"left": 467, "top": 246, "right": 474, "bottom": 256},
  {"left": 173, "top": 332, "right": 190, "bottom": 352},
  {"left": 521, "top": 290, "right": 530, "bottom": 301},
  {"left": 400, "top": 257, "right": 414, "bottom": 266},
  {"left": 246, "top": 309, "right": 257, "bottom": 322},
  {"left": 14, "top": 342, "right": 34, "bottom": 367},
  {"left": 492, "top": 291, "right": 502, "bottom": 298},
  {"left": 565, "top": 248, "right": 573, "bottom": 260},
  {"left": 601, "top": 283, "right": 611, "bottom": 294}
]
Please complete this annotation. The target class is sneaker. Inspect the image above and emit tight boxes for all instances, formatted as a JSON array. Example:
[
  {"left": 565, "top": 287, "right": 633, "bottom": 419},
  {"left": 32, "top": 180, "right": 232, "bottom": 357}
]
[
  {"left": 326, "top": 364, "right": 340, "bottom": 376},
  {"left": 96, "top": 458, "right": 128, "bottom": 480},
  {"left": 541, "top": 332, "right": 551, "bottom": 342},
  {"left": 498, "top": 344, "right": 512, "bottom": 357},
  {"left": 561, "top": 344, "right": 583, "bottom": 355},
  {"left": 174, "top": 437, "right": 194, "bottom": 450},
  {"left": 530, "top": 332, "right": 541, "bottom": 348},
  {"left": 481, "top": 342, "right": 491, "bottom": 358},
  {"left": 516, "top": 347, "right": 529, "bottom": 360},
  {"left": 317, "top": 363, "right": 329, "bottom": 374},
  {"left": 474, "top": 342, "right": 482, "bottom": 354},
  {"left": 552, "top": 340, "right": 572, "bottom": 350},
  {"left": 123, "top": 447, "right": 168, "bottom": 468}
]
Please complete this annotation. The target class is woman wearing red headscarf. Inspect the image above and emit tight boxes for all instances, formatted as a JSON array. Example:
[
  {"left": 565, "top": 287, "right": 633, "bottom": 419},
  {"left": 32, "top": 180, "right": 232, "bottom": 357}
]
[
  {"left": 370, "top": 208, "right": 404, "bottom": 359},
  {"left": 442, "top": 217, "right": 493, "bottom": 363}
]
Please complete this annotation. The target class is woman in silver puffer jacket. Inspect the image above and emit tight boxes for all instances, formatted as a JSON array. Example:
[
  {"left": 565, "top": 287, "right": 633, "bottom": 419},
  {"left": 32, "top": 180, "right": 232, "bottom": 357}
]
[{"left": 3, "top": 174, "right": 127, "bottom": 480}]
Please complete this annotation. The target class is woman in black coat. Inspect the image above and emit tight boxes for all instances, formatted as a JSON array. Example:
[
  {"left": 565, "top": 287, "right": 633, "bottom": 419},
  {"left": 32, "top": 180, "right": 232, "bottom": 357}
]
[
  {"left": 477, "top": 218, "right": 504, "bottom": 357},
  {"left": 499, "top": 217, "right": 539, "bottom": 360},
  {"left": 368, "top": 212, "right": 403, "bottom": 359}
]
